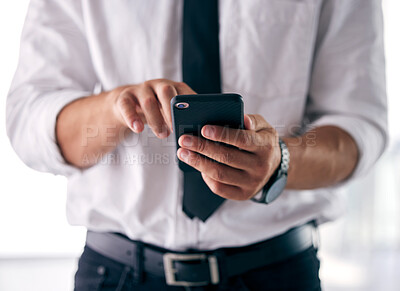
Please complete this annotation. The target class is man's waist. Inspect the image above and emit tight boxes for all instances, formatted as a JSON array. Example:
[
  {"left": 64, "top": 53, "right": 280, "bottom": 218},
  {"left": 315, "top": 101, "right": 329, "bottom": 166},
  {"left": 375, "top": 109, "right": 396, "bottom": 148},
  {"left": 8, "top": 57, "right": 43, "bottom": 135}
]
[{"left": 85, "top": 221, "right": 318, "bottom": 287}]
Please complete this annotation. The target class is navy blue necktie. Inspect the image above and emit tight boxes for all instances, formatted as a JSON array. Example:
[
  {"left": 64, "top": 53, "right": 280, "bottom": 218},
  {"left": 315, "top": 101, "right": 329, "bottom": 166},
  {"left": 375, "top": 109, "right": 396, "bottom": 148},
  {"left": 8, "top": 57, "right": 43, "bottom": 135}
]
[{"left": 181, "top": 0, "right": 225, "bottom": 222}]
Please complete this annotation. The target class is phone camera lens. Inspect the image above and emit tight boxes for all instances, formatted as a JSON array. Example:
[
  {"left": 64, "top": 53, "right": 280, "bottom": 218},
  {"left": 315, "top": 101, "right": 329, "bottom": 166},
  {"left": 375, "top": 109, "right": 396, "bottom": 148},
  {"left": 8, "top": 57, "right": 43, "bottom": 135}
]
[{"left": 175, "top": 102, "right": 189, "bottom": 109}]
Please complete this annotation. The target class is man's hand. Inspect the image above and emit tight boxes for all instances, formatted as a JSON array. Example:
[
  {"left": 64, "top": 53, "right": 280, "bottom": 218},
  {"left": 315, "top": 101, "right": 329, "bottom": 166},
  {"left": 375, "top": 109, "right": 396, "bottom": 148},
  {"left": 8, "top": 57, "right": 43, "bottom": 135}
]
[
  {"left": 111, "top": 79, "right": 195, "bottom": 138},
  {"left": 57, "top": 78, "right": 195, "bottom": 168},
  {"left": 177, "top": 114, "right": 281, "bottom": 201}
]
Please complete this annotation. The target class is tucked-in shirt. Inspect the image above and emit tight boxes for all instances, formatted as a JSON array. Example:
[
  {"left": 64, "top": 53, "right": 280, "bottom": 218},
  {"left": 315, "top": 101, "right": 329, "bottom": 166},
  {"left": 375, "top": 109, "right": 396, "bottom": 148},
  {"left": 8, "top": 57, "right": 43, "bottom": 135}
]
[{"left": 6, "top": 0, "right": 387, "bottom": 251}]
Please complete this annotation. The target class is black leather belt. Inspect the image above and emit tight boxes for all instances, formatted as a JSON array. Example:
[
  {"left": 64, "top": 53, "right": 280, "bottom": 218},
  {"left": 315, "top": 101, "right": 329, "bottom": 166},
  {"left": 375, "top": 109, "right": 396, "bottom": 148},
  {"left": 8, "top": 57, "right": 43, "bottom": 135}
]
[{"left": 86, "top": 223, "right": 317, "bottom": 287}]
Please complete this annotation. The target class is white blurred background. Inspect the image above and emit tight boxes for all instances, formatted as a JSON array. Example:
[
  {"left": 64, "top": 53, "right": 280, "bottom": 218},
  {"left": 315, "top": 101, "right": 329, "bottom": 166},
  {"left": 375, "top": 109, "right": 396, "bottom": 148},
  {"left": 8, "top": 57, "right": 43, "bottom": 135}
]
[{"left": 0, "top": 1, "right": 399, "bottom": 290}]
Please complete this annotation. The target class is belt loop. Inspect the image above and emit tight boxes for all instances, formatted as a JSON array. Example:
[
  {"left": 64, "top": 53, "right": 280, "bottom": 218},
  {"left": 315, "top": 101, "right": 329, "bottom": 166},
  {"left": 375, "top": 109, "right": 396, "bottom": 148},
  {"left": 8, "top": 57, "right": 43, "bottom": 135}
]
[{"left": 132, "top": 241, "right": 144, "bottom": 285}]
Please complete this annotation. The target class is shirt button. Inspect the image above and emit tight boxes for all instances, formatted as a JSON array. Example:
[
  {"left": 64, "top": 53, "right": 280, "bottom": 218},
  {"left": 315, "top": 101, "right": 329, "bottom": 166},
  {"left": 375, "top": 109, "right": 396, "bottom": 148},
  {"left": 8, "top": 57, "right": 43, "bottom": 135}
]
[{"left": 97, "top": 265, "right": 106, "bottom": 275}]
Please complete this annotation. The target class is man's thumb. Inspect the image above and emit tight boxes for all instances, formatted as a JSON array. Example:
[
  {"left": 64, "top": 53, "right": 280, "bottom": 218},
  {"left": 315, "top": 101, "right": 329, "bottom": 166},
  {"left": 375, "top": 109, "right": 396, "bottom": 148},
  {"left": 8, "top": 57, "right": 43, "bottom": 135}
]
[{"left": 244, "top": 114, "right": 271, "bottom": 131}]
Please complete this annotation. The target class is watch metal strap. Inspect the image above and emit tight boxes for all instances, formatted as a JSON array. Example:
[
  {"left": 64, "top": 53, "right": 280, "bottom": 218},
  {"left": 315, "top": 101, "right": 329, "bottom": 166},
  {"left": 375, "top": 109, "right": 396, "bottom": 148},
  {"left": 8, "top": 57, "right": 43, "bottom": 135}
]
[{"left": 251, "top": 138, "right": 289, "bottom": 204}]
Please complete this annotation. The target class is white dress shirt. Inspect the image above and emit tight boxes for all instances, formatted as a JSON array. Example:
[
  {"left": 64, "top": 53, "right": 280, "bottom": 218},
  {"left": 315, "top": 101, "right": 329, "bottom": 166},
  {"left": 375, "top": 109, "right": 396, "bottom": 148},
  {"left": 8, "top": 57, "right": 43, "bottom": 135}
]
[{"left": 6, "top": 0, "right": 387, "bottom": 251}]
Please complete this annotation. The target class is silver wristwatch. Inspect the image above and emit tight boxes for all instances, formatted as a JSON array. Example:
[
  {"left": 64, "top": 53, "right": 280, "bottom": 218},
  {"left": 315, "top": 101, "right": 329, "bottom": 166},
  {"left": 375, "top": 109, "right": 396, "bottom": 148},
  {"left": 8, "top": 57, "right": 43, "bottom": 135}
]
[{"left": 251, "top": 138, "right": 290, "bottom": 204}]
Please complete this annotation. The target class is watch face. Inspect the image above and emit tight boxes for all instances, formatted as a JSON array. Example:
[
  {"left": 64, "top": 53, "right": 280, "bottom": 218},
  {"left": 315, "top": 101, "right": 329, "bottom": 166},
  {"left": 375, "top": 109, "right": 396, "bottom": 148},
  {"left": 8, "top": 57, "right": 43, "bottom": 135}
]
[{"left": 265, "top": 176, "right": 287, "bottom": 203}]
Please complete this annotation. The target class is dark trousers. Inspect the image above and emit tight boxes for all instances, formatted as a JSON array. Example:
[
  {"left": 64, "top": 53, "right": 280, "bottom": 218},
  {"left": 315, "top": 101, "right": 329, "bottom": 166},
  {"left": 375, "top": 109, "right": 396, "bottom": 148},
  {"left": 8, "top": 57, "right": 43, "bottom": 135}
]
[{"left": 74, "top": 244, "right": 321, "bottom": 291}]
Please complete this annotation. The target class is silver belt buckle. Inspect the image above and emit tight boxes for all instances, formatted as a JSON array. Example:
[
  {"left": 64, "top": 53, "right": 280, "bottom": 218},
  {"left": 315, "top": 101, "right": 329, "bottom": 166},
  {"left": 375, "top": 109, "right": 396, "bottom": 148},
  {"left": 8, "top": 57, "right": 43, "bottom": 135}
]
[{"left": 163, "top": 253, "right": 220, "bottom": 287}]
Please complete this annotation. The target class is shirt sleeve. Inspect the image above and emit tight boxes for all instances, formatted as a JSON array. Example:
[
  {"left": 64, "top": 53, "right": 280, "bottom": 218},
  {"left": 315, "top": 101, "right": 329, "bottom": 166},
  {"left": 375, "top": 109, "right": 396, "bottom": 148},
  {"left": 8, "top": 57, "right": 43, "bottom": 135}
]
[
  {"left": 6, "top": 0, "right": 97, "bottom": 176},
  {"left": 305, "top": 0, "right": 388, "bottom": 180}
]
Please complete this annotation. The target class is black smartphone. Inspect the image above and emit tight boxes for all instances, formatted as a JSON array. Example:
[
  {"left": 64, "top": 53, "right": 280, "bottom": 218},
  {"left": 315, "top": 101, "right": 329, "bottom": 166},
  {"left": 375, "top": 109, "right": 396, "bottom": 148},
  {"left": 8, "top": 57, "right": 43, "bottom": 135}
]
[{"left": 171, "top": 93, "right": 244, "bottom": 172}]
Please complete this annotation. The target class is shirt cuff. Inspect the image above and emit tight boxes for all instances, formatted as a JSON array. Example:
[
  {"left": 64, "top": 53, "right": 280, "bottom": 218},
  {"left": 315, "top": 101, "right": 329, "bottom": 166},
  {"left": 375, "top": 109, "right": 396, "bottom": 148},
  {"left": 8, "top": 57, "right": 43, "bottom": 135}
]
[{"left": 37, "top": 90, "right": 92, "bottom": 176}]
